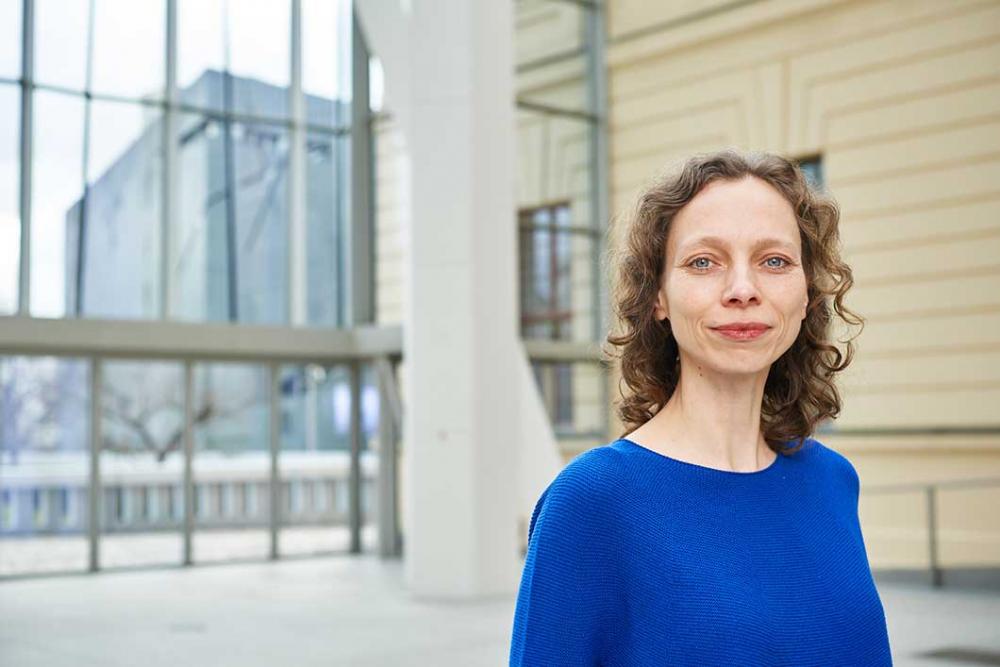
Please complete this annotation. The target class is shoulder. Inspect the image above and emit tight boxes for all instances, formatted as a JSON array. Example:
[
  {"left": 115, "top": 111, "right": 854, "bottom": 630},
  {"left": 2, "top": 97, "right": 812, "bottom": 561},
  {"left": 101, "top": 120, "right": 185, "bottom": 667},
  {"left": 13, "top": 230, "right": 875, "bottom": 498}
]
[
  {"left": 798, "top": 436, "right": 860, "bottom": 497},
  {"left": 528, "top": 443, "right": 626, "bottom": 541}
]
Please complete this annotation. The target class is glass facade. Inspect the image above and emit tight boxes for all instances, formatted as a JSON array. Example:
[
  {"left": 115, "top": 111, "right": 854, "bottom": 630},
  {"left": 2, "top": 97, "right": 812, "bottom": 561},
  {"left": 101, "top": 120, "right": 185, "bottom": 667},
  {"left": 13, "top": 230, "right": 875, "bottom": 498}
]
[
  {"left": 515, "top": 0, "right": 609, "bottom": 449},
  {"left": 0, "top": 0, "right": 389, "bottom": 579},
  {"left": 6, "top": 0, "right": 355, "bottom": 325}
]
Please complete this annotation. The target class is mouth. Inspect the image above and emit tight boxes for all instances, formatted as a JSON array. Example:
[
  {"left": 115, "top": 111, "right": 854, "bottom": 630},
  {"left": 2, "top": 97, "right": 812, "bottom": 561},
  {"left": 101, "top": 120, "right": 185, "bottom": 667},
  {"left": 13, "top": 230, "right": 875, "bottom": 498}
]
[{"left": 710, "top": 324, "right": 772, "bottom": 341}]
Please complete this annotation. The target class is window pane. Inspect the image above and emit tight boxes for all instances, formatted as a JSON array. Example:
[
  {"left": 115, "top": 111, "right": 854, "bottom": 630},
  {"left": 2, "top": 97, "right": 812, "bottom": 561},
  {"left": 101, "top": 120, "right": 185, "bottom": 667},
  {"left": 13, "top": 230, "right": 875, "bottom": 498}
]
[
  {"left": 279, "top": 363, "right": 378, "bottom": 555},
  {"left": 100, "top": 360, "right": 184, "bottom": 569},
  {"left": 31, "top": 90, "right": 84, "bottom": 318},
  {"left": 0, "top": 84, "right": 18, "bottom": 314},
  {"left": 172, "top": 113, "right": 229, "bottom": 322},
  {"left": 305, "top": 130, "right": 348, "bottom": 326},
  {"left": 0, "top": 356, "right": 91, "bottom": 576},
  {"left": 78, "top": 99, "right": 163, "bottom": 319},
  {"left": 192, "top": 363, "right": 270, "bottom": 563},
  {"left": 515, "top": 0, "right": 588, "bottom": 114},
  {"left": 179, "top": 0, "right": 290, "bottom": 119},
  {"left": 0, "top": 0, "right": 21, "bottom": 78},
  {"left": 34, "top": 0, "right": 90, "bottom": 91},
  {"left": 91, "top": 0, "right": 165, "bottom": 100},
  {"left": 177, "top": 0, "right": 225, "bottom": 111},
  {"left": 229, "top": 0, "right": 290, "bottom": 119},
  {"left": 302, "top": 0, "right": 352, "bottom": 128}
]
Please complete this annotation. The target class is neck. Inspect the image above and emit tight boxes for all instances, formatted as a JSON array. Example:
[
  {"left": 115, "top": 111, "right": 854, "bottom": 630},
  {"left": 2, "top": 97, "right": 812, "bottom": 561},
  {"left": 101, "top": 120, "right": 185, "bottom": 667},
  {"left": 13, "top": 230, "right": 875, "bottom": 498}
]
[{"left": 648, "top": 356, "right": 773, "bottom": 472}]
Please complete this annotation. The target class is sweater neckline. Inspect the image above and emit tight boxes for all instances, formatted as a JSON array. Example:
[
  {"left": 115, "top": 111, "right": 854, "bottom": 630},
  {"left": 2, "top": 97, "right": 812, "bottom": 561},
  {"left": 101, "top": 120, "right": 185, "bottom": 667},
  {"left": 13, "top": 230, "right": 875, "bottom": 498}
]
[{"left": 616, "top": 437, "right": 784, "bottom": 477}]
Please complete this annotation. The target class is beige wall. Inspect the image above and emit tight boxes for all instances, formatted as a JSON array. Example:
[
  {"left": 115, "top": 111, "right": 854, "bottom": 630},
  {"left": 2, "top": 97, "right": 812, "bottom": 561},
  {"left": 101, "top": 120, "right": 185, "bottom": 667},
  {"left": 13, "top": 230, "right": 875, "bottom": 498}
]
[{"left": 605, "top": 0, "right": 1000, "bottom": 571}]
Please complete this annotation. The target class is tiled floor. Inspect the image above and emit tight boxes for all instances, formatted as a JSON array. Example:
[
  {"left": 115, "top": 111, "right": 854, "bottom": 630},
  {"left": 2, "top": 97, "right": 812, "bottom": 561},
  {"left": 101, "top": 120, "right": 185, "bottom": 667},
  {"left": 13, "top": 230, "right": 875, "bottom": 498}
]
[{"left": 0, "top": 556, "right": 998, "bottom": 666}]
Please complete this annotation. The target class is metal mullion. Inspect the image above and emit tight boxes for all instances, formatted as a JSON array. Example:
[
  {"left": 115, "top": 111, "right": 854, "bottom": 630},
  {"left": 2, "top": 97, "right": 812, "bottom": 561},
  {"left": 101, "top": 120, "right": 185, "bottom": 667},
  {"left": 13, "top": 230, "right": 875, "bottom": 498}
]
[
  {"left": 75, "top": 0, "right": 97, "bottom": 317},
  {"left": 515, "top": 99, "right": 599, "bottom": 123},
  {"left": 585, "top": 0, "right": 611, "bottom": 440},
  {"left": 374, "top": 356, "right": 401, "bottom": 558},
  {"left": 349, "top": 12, "right": 373, "bottom": 327},
  {"left": 268, "top": 361, "right": 280, "bottom": 559},
  {"left": 17, "top": 0, "right": 33, "bottom": 315},
  {"left": 348, "top": 360, "right": 362, "bottom": 554},
  {"left": 289, "top": 0, "right": 306, "bottom": 326},
  {"left": 161, "top": 0, "right": 178, "bottom": 320},
  {"left": 88, "top": 356, "right": 101, "bottom": 572},
  {"left": 30, "top": 82, "right": 168, "bottom": 109},
  {"left": 182, "top": 359, "right": 194, "bottom": 565}
]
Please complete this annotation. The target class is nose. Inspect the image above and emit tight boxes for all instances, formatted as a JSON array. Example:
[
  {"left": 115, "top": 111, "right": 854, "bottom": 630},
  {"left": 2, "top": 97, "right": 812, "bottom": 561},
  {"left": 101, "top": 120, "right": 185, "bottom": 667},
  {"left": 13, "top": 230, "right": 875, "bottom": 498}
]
[{"left": 721, "top": 262, "right": 761, "bottom": 306}]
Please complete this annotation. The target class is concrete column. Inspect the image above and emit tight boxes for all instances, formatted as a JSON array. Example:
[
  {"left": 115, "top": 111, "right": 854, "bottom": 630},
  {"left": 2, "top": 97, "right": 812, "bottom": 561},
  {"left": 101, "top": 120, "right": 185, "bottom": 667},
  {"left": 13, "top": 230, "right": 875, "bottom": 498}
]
[{"left": 356, "top": 0, "right": 521, "bottom": 598}]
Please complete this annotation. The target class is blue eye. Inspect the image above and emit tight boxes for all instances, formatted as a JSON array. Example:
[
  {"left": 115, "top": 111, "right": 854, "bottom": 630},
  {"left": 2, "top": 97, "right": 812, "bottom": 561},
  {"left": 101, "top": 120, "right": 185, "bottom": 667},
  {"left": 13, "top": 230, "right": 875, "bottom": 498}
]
[
  {"left": 765, "top": 257, "right": 789, "bottom": 269},
  {"left": 689, "top": 257, "right": 712, "bottom": 270}
]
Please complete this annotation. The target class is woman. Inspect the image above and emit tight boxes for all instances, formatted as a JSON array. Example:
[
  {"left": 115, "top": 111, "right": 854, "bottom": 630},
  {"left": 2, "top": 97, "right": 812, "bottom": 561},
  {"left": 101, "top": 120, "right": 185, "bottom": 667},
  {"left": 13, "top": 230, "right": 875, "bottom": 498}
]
[{"left": 509, "top": 148, "right": 893, "bottom": 666}]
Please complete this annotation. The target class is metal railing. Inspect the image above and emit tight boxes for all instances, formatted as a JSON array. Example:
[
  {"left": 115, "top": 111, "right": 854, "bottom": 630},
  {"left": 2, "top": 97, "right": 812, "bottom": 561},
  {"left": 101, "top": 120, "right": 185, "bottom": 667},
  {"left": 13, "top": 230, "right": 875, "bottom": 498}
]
[{"left": 863, "top": 477, "right": 1000, "bottom": 588}]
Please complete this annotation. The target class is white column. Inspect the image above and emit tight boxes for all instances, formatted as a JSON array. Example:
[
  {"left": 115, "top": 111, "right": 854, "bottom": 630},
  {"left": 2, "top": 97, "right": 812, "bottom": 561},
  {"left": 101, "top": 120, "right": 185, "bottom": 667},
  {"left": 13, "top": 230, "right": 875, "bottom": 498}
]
[{"left": 356, "top": 0, "right": 521, "bottom": 598}]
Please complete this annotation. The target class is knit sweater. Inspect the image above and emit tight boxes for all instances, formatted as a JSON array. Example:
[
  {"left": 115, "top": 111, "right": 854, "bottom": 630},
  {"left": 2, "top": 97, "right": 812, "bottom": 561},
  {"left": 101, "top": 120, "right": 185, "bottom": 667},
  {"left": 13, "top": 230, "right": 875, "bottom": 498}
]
[{"left": 509, "top": 437, "right": 893, "bottom": 666}]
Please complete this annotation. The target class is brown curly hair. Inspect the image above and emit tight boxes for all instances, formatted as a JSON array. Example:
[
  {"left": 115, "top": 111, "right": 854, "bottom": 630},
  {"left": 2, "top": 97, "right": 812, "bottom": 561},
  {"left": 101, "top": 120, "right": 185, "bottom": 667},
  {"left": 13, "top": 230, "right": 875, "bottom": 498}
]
[{"left": 603, "top": 148, "right": 863, "bottom": 455}]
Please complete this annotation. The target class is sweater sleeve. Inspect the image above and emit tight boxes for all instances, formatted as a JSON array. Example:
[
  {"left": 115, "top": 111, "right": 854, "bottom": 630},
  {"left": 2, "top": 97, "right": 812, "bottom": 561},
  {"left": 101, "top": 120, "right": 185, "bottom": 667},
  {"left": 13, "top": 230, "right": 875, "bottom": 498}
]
[{"left": 509, "top": 464, "right": 619, "bottom": 666}]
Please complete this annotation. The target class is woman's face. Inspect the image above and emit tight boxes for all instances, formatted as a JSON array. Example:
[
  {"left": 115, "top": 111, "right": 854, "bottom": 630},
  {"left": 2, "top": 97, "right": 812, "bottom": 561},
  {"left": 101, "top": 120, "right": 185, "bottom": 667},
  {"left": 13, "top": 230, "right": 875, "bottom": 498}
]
[{"left": 653, "top": 176, "right": 809, "bottom": 377}]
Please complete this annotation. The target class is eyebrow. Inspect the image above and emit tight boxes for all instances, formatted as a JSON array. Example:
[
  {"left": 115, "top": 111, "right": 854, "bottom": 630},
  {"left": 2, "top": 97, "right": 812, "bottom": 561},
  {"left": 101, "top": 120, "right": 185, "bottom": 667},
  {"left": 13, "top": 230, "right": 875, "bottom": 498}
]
[{"left": 677, "top": 235, "right": 799, "bottom": 255}]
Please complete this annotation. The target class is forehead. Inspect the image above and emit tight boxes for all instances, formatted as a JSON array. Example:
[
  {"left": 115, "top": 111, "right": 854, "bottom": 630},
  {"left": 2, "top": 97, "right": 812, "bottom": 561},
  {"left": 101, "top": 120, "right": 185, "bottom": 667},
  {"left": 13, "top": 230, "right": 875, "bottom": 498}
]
[{"left": 668, "top": 176, "right": 801, "bottom": 255}]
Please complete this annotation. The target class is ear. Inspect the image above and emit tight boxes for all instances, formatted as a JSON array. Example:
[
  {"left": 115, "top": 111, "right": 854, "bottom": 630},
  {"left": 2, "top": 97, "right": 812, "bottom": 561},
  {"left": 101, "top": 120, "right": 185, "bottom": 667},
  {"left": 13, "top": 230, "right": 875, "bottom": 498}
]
[{"left": 653, "top": 289, "right": 669, "bottom": 322}]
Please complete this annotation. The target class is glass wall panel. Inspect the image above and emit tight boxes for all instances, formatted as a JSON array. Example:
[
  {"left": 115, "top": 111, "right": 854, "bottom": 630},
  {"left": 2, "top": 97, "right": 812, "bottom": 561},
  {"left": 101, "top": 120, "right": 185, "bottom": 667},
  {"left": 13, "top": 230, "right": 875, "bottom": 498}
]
[
  {"left": 31, "top": 90, "right": 85, "bottom": 319},
  {"left": 172, "top": 112, "right": 228, "bottom": 322},
  {"left": 517, "top": 205, "right": 598, "bottom": 343},
  {"left": 99, "top": 360, "right": 183, "bottom": 569},
  {"left": 0, "top": 0, "right": 20, "bottom": 79},
  {"left": 34, "top": 0, "right": 90, "bottom": 91},
  {"left": 302, "top": 0, "right": 352, "bottom": 128},
  {"left": 305, "top": 130, "right": 348, "bottom": 327},
  {"left": 233, "top": 121, "right": 290, "bottom": 324},
  {"left": 515, "top": 0, "right": 588, "bottom": 114},
  {"left": 0, "top": 356, "right": 90, "bottom": 577},
  {"left": 177, "top": 0, "right": 226, "bottom": 112},
  {"left": 0, "top": 84, "right": 18, "bottom": 315},
  {"left": 192, "top": 363, "right": 270, "bottom": 563},
  {"left": 76, "top": 99, "right": 163, "bottom": 319},
  {"left": 530, "top": 360, "right": 605, "bottom": 451},
  {"left": 91, "top": 0, "right": 165, "bottom": 101},
  {"left": 278, "top": 363, "right": 378, "bottom": 555},
  {"left": 177, "top": 0, "right": 290, "bottom": 120}
]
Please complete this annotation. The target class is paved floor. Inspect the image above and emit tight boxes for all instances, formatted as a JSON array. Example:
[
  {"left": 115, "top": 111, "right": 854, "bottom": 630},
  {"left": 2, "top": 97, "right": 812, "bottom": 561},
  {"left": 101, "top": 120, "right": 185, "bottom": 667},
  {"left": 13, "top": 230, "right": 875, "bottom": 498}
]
[{"left": 1, "top": 556, "right": 998, "bottom": 666}]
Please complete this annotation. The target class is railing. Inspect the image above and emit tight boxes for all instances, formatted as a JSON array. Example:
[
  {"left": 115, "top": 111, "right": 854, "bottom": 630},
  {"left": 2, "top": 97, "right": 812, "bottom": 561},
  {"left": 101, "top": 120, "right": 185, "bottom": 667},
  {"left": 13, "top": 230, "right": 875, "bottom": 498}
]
[
  {"left": 863, "top": 477, "right": 1000, "bottom": 588},
  {"left": 1, "top": 451, "right": 380, "bottom": 536}
]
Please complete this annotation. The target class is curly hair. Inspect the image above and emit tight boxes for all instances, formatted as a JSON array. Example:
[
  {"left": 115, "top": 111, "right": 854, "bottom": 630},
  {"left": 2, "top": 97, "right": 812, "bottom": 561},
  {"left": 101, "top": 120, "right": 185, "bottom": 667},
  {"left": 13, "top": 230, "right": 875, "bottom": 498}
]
[{"left": 603, "top": 148, "right": 864, "bottom": 455}]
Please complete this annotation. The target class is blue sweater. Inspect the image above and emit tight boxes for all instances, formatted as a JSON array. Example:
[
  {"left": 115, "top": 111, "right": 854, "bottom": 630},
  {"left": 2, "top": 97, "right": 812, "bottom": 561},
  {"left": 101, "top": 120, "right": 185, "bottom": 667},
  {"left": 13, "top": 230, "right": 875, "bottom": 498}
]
[{"left": 509, "top": 437, "right": 893, "bottom": 666}]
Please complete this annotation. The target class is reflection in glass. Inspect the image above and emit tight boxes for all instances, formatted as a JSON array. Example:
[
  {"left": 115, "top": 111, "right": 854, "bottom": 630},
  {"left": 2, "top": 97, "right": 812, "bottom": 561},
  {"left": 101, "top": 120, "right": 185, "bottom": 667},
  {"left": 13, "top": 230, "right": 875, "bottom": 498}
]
[
  {"left": 192, "top": 363, "right": 270, "bottom": 563},
  {"left": 305, "top": 131, "right": 348, "bottom": 326},
  {"left": 233, "top": 122, "right": 290, "bottom": 324},
  {"left": 31, "top": 90, "right": 84, "bottom": 319},
  {"left": 0, "top": 0, "right": 21, "bottom": 79},
  {"left": 531, "top": 360, "right": 604, "bottom": 440},
  {"left": 0, "top": 356, "right": 90, "bottom": 577},
  {"left": 100, "top": 360, "right": 184, "bottom": 569},
  {"left": 34, "top": 0, "right": 90, "bottom": 91},
  {"left": 91, "top": 0, "right": 165, "bottom": 100},
  {"left": 173, "top": 113, "right": 227, "bottom": 322},
  {"left": 279, "top": 363, "right": 379, "bottom": 556},
  {"left": 171, "top": 115, "right": 291, "bottom": 324},
  {"left": 0, "top": 84, "right": 19, "bottom": 314},
  {"left": 72, "top": 99, "right": 163, "bottom": 319}
]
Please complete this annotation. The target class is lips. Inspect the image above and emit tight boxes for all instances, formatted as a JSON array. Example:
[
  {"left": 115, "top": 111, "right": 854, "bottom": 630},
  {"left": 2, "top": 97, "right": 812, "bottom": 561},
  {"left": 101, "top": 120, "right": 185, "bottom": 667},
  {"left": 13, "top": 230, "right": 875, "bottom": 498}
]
[{"left": 712, "top": 322, "right": 771, "bottom": 332}]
